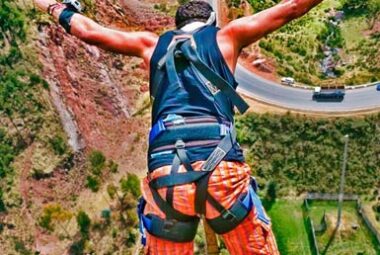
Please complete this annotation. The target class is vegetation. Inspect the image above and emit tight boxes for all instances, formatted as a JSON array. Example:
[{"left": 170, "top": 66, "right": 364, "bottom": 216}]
[
  {"left": 49, "top": 135, "right": 68, "bottom": 156},
  {"left": 266, "top": 200, "right": 311, "bottom": 255},
  {"left": 76, "top": 210, "right": 91, "bottom": 237},
  {"left": 38, "top": 203, "right": 73, "bottom": 233},
  {"left": 340, "top": 0, "right": 380, "bottom": 19},
  {"left": 89, "top": 150, "right": 106, "bottom": 175},
  {"left": 0, "top": 128, "right": 16, "bottom": 186},
  {"left": 308, "top": 201, "right": 380, "bottom": 254},
  {"left": 236, "top": 112, "right": 380, "bottom": 195},
  {"left": 120, "top": 173, "right": 141, "bottom": 198},
  {"left": 373, "top": 202, "right": 380, "bottom": 222},
  {"left": 0, "top": 0, "right": 60, "bottom": 213},
  {"left": 86, "top": 175, "right": 101, "bottom": 192},
  {"left": 243, "top": 0, "right": 380, "bottom": 85}
]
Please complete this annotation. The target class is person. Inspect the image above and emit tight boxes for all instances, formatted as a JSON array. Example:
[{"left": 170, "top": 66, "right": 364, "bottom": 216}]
[{"left": 33, "top": 0, "right": 324, "bottom": 254}]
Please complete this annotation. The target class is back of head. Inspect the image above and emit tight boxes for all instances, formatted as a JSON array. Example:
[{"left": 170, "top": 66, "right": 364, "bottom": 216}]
[{"left": 175, "top": 1, "right": 214, "bottom": 29}]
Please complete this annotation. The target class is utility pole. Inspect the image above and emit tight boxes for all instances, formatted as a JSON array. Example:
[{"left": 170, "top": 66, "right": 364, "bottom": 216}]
[{"left": 337, "top": 135, "right": 349, "bottom": 228}]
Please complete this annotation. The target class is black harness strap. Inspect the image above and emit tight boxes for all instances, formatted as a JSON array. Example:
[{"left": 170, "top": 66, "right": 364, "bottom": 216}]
[
  {"left": 166, "top": 155, "right": 180, "bottom": 207},
  {"left": 149, "top": 182, "right": 195, "bottom": 222},
  {"left": 175, "top": 140, "right": 194, "bottom": 173},
  {"left": 151, "top": 35, "right": 195, "bottom": 100},
  {"left": 150, "top": 171, "right": 209, "bottom": 189},
  {"left": 166, "top": 140, "right": 194, "bottom": 206},
  {"left": 180, "top": 40, "right": 249, "bottom": 114},
  {"left": 194, "top": 128, "right": 236, "bottom": 214},
  {"left": 194, "top": 171, "right": 213, "bottom": 214}
]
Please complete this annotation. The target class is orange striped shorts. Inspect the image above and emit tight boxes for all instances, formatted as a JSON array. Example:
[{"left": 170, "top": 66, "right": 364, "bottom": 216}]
[{"left": 142, "top": 161, "right": 279, "bottom": 255}]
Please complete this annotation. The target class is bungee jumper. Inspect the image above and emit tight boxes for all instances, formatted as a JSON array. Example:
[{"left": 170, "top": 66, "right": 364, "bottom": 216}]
[{"left": 33, "top": 0, "right": 324, "bottom": 254}]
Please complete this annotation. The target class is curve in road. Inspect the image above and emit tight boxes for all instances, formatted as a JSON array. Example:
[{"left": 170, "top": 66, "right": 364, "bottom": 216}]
[{"left": 236, "top": 64, "right": 380, "bottom": 113}]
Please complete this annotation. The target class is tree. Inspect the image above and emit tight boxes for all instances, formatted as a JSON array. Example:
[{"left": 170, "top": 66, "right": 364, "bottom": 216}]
[{"left": 76, "top": 211, "right": 91, "bottom": 238}]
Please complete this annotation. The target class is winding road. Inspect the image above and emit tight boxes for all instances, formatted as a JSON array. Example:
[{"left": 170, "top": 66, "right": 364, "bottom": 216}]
[
  {"left": 208, "top": 0, "right": 380, "bottom": 113},
  {"left": 236, "top": 64, "right": 380, "bottom": 113}
]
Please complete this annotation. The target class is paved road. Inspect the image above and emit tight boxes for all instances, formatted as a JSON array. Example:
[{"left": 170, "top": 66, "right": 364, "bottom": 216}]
[
  {"left": 207, "top": 0, "right": 380, "bottom": 113},
  {"left": 235, "top": 64, "right": 380, "bottom": 113}
]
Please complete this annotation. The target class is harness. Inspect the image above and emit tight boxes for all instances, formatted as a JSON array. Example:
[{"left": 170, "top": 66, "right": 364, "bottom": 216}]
[{"left": 138, "top": 28, "right": 268, "bottom": 243}]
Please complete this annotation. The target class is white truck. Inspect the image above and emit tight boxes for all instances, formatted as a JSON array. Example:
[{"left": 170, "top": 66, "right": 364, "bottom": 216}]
[
  {"left": 313, "top": 85, "right": 346, "bottom": 100},
  {"left": 281, "top": 77, "right": 295, "bottom": 86}
]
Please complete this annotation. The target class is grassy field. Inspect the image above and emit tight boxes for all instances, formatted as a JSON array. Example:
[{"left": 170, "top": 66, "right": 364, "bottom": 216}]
[
  {"left": 307, "top": 201, "right": 380, "bottom": 255},
  {"left": 266, "top": 200, "right": 311, "bottom": 255}
]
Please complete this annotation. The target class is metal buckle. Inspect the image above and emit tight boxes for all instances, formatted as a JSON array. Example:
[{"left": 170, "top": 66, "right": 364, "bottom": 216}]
[
  {"left": 175, "top": 140, "right": 186, "bottom": 149},
  {"left": 221, "top": 209, "right": 237, "bottom": 222}
]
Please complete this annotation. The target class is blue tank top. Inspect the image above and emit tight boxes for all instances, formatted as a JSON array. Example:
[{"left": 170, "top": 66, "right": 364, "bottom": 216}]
[{"left": 148, "top": 25, "right": 244, "bottom": 171}]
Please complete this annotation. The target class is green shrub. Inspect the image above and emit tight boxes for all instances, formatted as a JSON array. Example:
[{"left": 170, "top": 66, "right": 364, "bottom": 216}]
[
  {"left": 88, "top": 150, "right": 106, "bottom": 175},
  {"left": 108, "top": 160, "right": 118, "bottom": 173},
  {"left": 77, "top": 211, "right": 91, "bottom": 237},
  {"left": 49, "top": 135, "right": 67, "bottom": 155},
  {"left": 39, "top": 212, "right": 53, "bottom": 231},
  {"left": 120, "top": 173, "right": 141, "bottom": 198},
  {"left": 14, "top": 239, "right": 33, "bottom": 255},
  {"left": 107, "top": 184, "right": 118, "bottom": 199},
  {"left": 86, "top": 175, "right": 100, "bottom": 192}
]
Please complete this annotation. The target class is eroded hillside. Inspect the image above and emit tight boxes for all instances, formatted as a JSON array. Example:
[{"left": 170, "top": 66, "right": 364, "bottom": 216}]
[{"left": 0, "top": 0, "right": 176, "bottom": 254}]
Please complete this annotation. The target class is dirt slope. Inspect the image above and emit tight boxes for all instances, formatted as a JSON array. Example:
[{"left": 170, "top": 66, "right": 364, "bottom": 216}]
[{"left": 1, "top": 1, "right": 175, "bottom": 254}]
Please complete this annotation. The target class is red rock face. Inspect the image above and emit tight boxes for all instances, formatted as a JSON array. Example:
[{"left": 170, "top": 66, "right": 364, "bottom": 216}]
[{"left": 37, "top": 0, "right": 175, "bottom": 175}]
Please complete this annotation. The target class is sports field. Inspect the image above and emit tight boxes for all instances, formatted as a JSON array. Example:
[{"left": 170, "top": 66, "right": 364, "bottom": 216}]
[
  {"left": 308, "top": 201, "right": 380, "bottom": 255},
  {"left": 266, "top": 200, "right": 311, "bottom": 255}
]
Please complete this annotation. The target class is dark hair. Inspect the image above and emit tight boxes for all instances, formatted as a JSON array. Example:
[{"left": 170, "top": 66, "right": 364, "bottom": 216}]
[{"left": 175, "top": 1, "right": 213, "bottom": 29}]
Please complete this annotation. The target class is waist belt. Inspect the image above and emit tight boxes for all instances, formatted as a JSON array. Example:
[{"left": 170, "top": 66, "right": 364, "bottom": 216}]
[{"left": 149, "top": 114, "right": 230, "bottom": 145}]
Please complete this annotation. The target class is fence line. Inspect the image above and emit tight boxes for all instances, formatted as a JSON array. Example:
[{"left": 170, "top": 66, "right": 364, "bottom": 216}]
[
  {"left": 305, "top": 193, "right": 380, "bottom": 248},
  {"left": 306, "top": 193, "right": 359, "bottom": 201},
  {"left": 308, "top": 217, "right": 320, "bottom": 255},
  {"left": 303, "top": 199, "right": 320, "bottom": 255},
  {"left": 357, "top": 202, "right": 380, "bottom": 244}
]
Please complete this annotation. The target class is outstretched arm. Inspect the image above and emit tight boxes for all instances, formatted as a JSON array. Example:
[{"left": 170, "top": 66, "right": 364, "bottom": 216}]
[
  {"left": 218, "top": 0, "right": 324, "bottom": 69},
  {"left": 34, "top": 0, "right": 158, "bottom": 60}
]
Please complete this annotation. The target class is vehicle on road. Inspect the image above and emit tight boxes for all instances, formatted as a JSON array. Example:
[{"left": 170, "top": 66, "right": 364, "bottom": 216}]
[
  {"left": 281, "top": 77, "right": 295, "bottom": 86},
  {"left": 376, "top": 83, "right": 380, "bottom": 91},
  {"left": 313, "top": 85, "right": 345, "bottom": 100}
]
